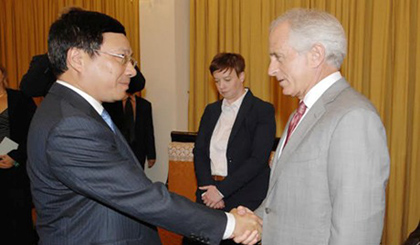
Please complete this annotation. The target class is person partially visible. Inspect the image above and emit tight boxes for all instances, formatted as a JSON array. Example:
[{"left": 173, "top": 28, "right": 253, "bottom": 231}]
[
  {"left": 0, "top": 65, "right": 38, "bottom": 244},
  {"left": 104, "top": 71, "right": 156, "bottom": 169},
  {"left": 19, "top": 53, "right": 56, "bottom": 98},
  {"left": 251, "top": 8, "right": 390, "bottom": 244},
  {"left": 185, "top": 53, "right": 275, "bottom": 245},
  {"left": 404, "top": 221, "right": 420, "bottom": 245},
  {"left": 27, "top": 8, "right": 262, "bottom": 245}
]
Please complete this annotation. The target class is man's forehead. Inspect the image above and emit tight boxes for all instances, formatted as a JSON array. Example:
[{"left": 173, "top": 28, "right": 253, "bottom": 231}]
[
  {"left": 101, "top": 32, "right": 131, "bottom": 51},
  {"left": 269, "top": 24, "right": 290, "bottom": 50}
]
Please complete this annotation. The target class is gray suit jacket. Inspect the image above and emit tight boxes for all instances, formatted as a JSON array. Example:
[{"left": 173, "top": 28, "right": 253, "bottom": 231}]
[
  {"left": 27, "top": 83, "right": 226, "bottom": 245},
  {"left": 255, "top": 78, "right": 390, "bottom": 245}
]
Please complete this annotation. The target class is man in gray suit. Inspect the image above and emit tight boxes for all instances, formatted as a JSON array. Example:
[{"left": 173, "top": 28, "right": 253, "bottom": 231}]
[
  {"left": 27, "top": 8, "right": 262, "bottom": 245},
  {"left": 252, "top": 8, "right": 390, "bottom": 244}
]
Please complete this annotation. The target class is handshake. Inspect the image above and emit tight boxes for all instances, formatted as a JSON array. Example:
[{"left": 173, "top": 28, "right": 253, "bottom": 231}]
[
  {"left": 229, "top": 206, "right": 263, "bottom": 245},
  {"left": 200, "top": 185, "right": 262, "bottom": 244}
]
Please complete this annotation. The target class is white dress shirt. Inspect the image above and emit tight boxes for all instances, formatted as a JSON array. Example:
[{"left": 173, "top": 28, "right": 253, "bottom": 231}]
[
  {"left": 277, "top": 72, "right": 342, "bottom": 158},
  {"left": 210, "top": 89, "right": 248, "bottom": 176},
  {"left": 57, "top": 80, "right": 104, "bottom": 115}
]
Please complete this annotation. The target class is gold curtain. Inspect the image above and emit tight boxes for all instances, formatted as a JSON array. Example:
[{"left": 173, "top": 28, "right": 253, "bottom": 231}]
[
  {"left": 0, "top": 0, "right": 139, "bottom": 89},
  {"left": 189, "top": 0, "right": 420, "bottom": 244}
]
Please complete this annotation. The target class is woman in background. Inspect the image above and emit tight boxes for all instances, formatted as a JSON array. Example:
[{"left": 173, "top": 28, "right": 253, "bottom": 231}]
[
  {"left": 186, "top": 53, "right": 276, "bottom": 244},
  {"left": 0, "top": 65, "right": 37, "bottom": 244}
]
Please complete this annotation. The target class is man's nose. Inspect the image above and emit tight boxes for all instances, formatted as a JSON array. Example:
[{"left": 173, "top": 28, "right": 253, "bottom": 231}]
[
  {"left": 126, "top": 63, "right": 137, "bottom": 78},
  {"left": 268, "top": 61, "right": 277, "bottom": 76}
]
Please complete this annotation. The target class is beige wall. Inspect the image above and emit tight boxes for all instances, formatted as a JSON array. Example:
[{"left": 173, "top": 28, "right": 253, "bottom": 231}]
[{"left": 140, "top": 0, "right": 189, "bottom": 182}]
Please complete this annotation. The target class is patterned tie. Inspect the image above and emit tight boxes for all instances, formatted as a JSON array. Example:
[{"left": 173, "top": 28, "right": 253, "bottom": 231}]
[
  {"left": 123, "top": 96, "right": 135, "bottom": 143},
  {"left": 283, "top": 101, "right": 307, "bottom": 148},
  {"left": 101, "top": 109, "right": 116, "bottom": 133}
]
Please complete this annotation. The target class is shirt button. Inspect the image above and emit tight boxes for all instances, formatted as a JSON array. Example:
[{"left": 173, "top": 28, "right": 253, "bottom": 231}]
[{"left": 265, "top": 208, "right": 271, "bottom": 214}]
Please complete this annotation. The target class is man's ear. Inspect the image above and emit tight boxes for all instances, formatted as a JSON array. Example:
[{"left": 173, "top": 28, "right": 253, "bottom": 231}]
[
  {"left": 308, "top": 43, "right": 325, "bottom": 68},
  {"left": 66, "top": 48, "right": 84, "bottom": 72}
]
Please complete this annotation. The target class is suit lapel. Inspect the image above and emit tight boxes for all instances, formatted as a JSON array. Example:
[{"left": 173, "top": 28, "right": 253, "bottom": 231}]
[
  {"left": 268, "top": 78, "right": 350, "bottom": 193},
  {"left": 269, "top": 115, "right": 292, "bottom": 178},
  {"left": 50, "top": 83, "right": 144, "bottom": 168},
  {"left": 227, "top": 90, "right": 254, "bottom": 147},
  {"left": 279, "top": 102, "right": 326, "bottom": 164},
  {"left": 49, "top": 83, "right": 106, "bottom": 127},
  {"left": 205, "top": 100, "right": 222, "bottom": 142}
]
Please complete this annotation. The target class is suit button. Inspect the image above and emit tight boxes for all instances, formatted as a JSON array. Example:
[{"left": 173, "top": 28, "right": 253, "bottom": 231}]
[
  {"left": 228, "top": 158, "right": 233, "bottom": 163},
  {"left": 265, "top": 208, "right": 271, "bottom": 214}
]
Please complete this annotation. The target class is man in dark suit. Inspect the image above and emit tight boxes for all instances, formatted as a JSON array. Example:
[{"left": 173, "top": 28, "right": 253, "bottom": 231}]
[
  {"left": 104, "top": 73, "right": 156, "bottom": 169},
  {"left": 26, "top": 8, "right": 262, "bottom": 245}
]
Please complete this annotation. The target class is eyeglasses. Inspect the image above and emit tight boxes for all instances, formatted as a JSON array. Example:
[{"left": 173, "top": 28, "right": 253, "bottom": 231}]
[{"left": 96, "top": 50, "right": 138, "bottom": 67}]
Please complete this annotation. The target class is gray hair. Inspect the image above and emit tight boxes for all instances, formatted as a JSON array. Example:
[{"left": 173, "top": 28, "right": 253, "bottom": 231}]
[{"left": 270, "top": 8, "right": 347, "bottom": 68}]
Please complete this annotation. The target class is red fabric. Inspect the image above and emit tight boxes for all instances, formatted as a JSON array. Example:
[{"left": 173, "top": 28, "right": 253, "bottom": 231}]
[{"left": 284, "top": 101, "right": 307, "bottom": 147}]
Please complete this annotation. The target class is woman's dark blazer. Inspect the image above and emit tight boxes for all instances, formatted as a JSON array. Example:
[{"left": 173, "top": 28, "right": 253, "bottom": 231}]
[
  {"left": 193, "top": 89, "right": 276, "bottom": 211},
  {"left": 0, "top": 89, "right": 36, "bottom": 188}
]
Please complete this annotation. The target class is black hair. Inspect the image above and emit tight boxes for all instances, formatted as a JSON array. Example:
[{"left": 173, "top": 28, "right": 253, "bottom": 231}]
[
  {"left": 209, "top": 53, "right": 245, "bottom": 76},
  {"left": 48, "top": 7, "right": 126, "bottom": 76}
]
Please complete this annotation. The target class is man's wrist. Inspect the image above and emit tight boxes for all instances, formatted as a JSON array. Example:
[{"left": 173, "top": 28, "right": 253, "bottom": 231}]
[{"left": 223, "top": 212, "right": 235, "bottom": 239}]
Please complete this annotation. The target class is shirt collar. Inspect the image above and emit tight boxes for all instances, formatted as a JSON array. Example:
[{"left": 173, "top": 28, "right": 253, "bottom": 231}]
[
  {"left": 222, "top": 88, "right": 248, "bottom": 111},
  {"left": 303, "top": 71, "right": 342, "bottom": 109},
  {"left": 56, "top": 80, "right": 104, "bottom": 115}
]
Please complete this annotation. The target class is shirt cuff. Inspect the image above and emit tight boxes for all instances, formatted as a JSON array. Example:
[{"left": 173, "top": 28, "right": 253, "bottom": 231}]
[
  {"left": 217, "top": 189, "right": 224, "bottom": 198},
  {"left": 223, "top": 212, "right": 235, "bottom": 239}
]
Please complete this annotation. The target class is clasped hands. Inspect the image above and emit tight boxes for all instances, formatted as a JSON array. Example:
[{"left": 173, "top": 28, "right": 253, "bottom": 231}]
[
  {"left": 200, "top": 185, "right": 225, "bottom": 209},
  {"left": 0, "top": 154, "right": 14, "bottom": 169},
  {"left": 230, "top": 206, "right": 262, "bottom": 244},
  {"left": 200, "top": 185, "right": 262, "bottom": 244}
]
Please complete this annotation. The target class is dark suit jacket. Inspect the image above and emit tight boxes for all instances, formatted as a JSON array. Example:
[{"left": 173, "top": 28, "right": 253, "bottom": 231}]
[
  {"left": 194, "top": 90, "right": 276, "bottom": 211},
  {"left": 0, "top": 89, "right": 36, "bottom": 188},
  {"left": 19, "top": 54, "right": 56, "bottom": 97},
  {"left": 104, "top": 96, "right": 156, "bottom": 168},
  {"left": 27, "top": 83, "right": 226, "bottom": 245}
]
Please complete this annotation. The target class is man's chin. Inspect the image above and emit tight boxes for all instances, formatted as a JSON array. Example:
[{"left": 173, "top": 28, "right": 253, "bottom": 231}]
[
  {"left": 281, "top": 89, "right": 293, "bottom": 97},
  {"left": 105, "top": 92, "right": 126, "bottom": 103},
  {"left": 117, "top": 92, "right": 127, "bottom": 101}
]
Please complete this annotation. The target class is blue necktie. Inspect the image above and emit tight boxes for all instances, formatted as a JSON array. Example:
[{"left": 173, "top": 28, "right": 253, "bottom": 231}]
[{"left": 101, "top": 109, "right": 116, "bottom": 133}]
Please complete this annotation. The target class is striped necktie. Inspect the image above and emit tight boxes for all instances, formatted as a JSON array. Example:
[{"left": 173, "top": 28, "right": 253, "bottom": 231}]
[
  {"left": 101, "top": 109, "right": 116, "bottom": 133},
  {"left": 283, "top": 101, "right": 307, "bottom": 148}
]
